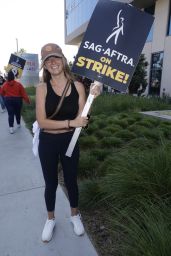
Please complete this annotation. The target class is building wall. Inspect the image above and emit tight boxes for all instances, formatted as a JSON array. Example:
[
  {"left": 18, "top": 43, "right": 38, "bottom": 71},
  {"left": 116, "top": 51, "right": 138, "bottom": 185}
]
[
  {"left": 152, "top": 0, "right": 168, "bottom": 52},
  {"left": 161, "top": 36, "right": 171, "bottom": 95},
  {"left": 142, "top": 0, "right": 171, "bottom": 96},
  {"left": 142, "top": 43, "right": 152, "bottom": 95}
]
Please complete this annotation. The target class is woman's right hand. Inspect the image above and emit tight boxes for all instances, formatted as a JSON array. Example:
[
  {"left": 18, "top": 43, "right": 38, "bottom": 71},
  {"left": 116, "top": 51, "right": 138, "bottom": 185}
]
[{"left": 70, "top": 116, "right": 89, "bottom": 128}]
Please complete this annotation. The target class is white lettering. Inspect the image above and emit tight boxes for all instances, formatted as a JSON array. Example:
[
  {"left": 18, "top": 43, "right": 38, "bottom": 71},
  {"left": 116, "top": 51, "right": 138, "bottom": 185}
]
[
  {"left": 121, "top": 55, "right": 128, "bottom": 64},
  {"left": 110, "top": 50, "right": 117, "bottom": 57},
  {"left": 89, "top": 43, "right": 95, "bottom": 51},
  {"left": 116, "top": 52, "right": 122, "bottom": 61},
  {"left": 104, "top": 48, "right": 111, "bottom": 56},
  {"left": 83, "top": 41, "right": 102, "bottom": 53},
  {"left": 83, "top": 41, "right": 134, "bottom": 67},
  {"left": 127, "top": 58, "right": 134, "bottom": 67},
  {"left": 95, "top": 45, "right": 102, "bottom": 52},
  {"left": 83, "top": 41, "right": 89, "bottom": 49}
]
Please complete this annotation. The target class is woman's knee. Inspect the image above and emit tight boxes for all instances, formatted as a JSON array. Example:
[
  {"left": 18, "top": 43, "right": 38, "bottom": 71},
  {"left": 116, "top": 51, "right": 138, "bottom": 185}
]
[{"left": 45, "top": 180, "right": 58, "bottom": 193}]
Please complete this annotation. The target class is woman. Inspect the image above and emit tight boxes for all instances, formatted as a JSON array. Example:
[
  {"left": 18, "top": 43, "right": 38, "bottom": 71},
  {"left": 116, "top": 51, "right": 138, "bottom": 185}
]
[
  {"left": 36, "top": 43, "right": 100, "bottom": 242},
  {"left": 0, "top": 70, "right": 30, "bottom": 133}
]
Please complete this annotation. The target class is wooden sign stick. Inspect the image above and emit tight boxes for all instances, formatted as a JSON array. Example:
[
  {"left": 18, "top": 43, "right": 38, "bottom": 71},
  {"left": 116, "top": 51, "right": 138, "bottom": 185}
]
[{"left": 65, "top": 81, "right": 102, "bottom": 157}]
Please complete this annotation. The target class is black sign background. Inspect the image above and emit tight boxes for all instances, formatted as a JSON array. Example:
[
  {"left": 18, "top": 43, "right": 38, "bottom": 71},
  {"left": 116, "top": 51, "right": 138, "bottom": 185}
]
[
  {"left": 8, "top": 54, "right": 26, "bottom": 69},
  {"left": 72, "top": 0, "right": 154, "bottom": 92}
]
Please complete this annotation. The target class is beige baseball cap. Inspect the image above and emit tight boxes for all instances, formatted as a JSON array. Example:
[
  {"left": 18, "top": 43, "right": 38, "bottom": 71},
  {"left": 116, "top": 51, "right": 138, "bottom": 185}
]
[{"left": 40, "top": 43, "right": 64, "bottom": 68}]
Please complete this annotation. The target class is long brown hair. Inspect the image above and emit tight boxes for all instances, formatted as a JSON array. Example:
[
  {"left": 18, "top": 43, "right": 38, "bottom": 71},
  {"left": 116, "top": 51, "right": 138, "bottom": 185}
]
[{"left": 42, "top": 56, "right": 74, "bottom": 83}]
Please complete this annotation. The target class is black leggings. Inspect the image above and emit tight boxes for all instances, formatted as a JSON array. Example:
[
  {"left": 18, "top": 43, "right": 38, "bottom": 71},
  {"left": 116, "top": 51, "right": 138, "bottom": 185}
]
[{"left": 38, "top": 131, "right": 79, "bottom": 212}]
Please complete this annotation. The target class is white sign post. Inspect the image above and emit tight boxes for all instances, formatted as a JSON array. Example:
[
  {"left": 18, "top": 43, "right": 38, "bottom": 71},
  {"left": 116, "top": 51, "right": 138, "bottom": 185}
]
[{"left": 65, "top": 81, "right": 102, "bottom": 157}]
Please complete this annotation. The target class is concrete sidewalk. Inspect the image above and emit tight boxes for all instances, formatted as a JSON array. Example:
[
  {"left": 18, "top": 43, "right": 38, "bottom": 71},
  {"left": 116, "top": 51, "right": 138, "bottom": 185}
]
[
  {"left": 0, "top": 111, "right": 98, "bottom": 256},
  {"left": 140, "top": 110, "right": 171, "bottom": 121}
]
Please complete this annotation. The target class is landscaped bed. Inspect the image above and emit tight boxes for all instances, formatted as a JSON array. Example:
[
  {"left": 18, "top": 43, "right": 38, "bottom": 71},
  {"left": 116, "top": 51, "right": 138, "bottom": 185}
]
[{"left": 23, "top": 89, "right": 171, "bottom": 256}]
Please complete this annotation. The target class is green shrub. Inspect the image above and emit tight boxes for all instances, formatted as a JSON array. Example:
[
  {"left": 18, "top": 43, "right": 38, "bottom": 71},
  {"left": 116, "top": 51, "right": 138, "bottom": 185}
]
[
  {"left": 132, "top": 125, "right": 161, "bottom": 141},
  {"left": 115, "top": 130, "right": 136, "bottom": 141},
  {"left": 97, "top": 146, "right": 171, "bottom": 208},
  {"left": 86, "top": 123, "right": 99, "bottom": 134},
  {"left": 131, "top": 125, "right": 164, "bottom": 143},
  {"left": 90, "top": 148, "right": 110, "bottom": 161},
  {"left": 159, "top": 122, "right": 171, "bottom": 130},
  {"left": 22, "top": 96, "right": 36, "bottom": 131},
  {"left": 79, "top": 152, "right": 99, "bottom": 178},
  {"left": 95, "top": 129, "right": 112, "bottom": 138},
  {"left": 128, "top": 124, "right": 141, "bottom": 132},
  {"left": 106, "top": 116, "right": 117, "bottom": 124},
  {"left": 25, "top": 86, "right": 36, "bottom": 96},
  {"left": 158, "top": 127, "right": 171, "bottom": 138},
  {"left": 146, "top": 117, "right": 161, "bottom": 126},
  {"left": 100, "top": 137, "right": 123, "bottom": 147},
  {"left": 131, "top": 113, "right": 143, "bottom": 121},
  {"left": 104, "top": 126, "right": 121, "bottom": 134},
  {"left": 118, "top": 113, "right": 129, "bottom": 119},
  {"left": 113, "top": 119, "right": 128, "bottom": 128},
  {"left": 161, "top": 120, "right": 171, "bottom": 126},
  {"left": 91, "top": 94, "right": 171, "bottom": 115},
  {"left": 111, "top": 201, "right": 171, "bottom": 256},
  {"left": 22, "top": 111, "right": 36, "bottom": 131},
  {"left": 95, "top": 119, "right": 107, "bottom": 129},
  {"left": 138, "top": 119, "right": 156, "bottom": 128},
  {"left": 141, "top": 129, "right": 163, "bottom": 141},
  {"left": 79, "top": 179, "right": 102, "bottom": 208},
  {"left": 128, "top": 138, "right": 155, "bottom": 149},
  {"left": 80, "top": 135, "right": 98, "bottom": 148},
  {"left": 125, "top": 117, "right": 136, "bottom": 125}
]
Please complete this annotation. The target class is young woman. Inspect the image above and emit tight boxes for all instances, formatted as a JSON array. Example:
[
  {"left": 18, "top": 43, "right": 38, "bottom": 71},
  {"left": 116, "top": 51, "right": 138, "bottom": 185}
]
[
  {"left": 0, "top": 70, "right": 30, "bottom": 133},
  {"left": 36, "top": 43, "right": 100, "bottom": 242}
]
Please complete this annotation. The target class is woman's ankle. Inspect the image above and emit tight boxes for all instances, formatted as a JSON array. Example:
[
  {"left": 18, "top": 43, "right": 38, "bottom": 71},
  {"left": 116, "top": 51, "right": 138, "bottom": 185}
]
[
  {"left": 71, "top": 207, "right": 79, "bottom": 216},
  {"left": 48, "top": 211, "right": 55, "bottom": 220}
]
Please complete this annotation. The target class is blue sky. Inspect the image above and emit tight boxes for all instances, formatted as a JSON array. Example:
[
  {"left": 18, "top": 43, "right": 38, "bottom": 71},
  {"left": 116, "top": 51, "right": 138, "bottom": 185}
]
[{"left": 0, "top": 0, "right": 78, "bottom": 73}]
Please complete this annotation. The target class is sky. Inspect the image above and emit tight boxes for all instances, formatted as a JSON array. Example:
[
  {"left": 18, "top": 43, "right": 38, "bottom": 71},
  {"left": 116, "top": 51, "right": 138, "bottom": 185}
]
[{"left": 0, "top": 0, "right": 78, "bottom": 73}]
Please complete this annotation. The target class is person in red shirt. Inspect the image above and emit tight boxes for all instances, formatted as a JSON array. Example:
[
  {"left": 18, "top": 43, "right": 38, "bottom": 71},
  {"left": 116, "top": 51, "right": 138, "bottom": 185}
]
[{"left": 0, "top": 69, "right": 30, "bottom": 134}]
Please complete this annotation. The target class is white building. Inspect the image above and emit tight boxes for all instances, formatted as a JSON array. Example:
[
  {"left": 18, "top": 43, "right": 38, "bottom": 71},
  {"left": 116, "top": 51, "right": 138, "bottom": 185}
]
[{"left": 64, "top": 0, "right": 171, "bottom": 96}]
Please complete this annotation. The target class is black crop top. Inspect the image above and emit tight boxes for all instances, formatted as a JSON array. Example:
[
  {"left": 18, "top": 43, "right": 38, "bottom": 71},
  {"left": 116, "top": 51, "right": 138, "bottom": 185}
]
[{"left": 45, "top": 80, "right": 79, "bottom": 120}]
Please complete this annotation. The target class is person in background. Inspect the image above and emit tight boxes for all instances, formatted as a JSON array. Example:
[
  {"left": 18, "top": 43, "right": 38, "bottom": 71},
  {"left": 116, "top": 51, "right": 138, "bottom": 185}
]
[
  {"left": 0, "top": 75, "right": 6, "bottom": 112},
  {"left": 162, "top": 88, "right": 166, "bottom": 99},
  {"left": 0, "top": 70, "right": 30, "bottom": 134},
  {"left": 36, "top": 43, "right": 101, "bottom": 242}
]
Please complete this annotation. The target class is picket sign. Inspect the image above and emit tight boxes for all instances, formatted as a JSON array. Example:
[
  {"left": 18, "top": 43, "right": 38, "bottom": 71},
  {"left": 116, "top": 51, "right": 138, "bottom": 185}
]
[
  {"left": 66, "top": 1, "right": 154, "bottom": 157},
  {"left": 65, "top": 81, "right": 102, "bottom": 157}
]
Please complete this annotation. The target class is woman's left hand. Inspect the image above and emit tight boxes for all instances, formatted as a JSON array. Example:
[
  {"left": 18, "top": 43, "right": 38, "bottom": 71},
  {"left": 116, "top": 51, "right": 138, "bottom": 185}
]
[{"left": 90, "top": 82, "right": 102, "bottom": 98}]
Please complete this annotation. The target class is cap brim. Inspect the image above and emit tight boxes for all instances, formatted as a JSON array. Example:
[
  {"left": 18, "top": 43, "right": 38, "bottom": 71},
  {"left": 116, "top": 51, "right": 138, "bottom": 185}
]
[{"left": 40, "top": 53, "right": 63, "bottom": 70}]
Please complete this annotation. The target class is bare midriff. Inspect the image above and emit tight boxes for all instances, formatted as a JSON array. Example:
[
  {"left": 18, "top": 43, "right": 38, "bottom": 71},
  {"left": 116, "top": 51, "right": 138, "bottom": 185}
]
[{"left": 43, "top": 128, "right": 74, "bottom": 134}]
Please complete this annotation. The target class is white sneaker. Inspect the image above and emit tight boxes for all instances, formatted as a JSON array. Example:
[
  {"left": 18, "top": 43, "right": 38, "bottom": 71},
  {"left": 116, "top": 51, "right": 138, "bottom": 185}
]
[
  {"left": 17, "top": 124, "right": 21, "bottom": 128},
  {"left": 42, "top": 218, "right": 55, "bottom": 242},
  {"left": 70, "top": 214, "right": 85, "bottom": 236},
  {"left": 9, "top": 127, "right": 14, "bottom": 134}
]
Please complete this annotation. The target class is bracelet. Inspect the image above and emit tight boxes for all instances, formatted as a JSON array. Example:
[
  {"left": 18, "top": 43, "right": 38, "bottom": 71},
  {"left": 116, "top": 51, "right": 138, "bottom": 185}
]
[{"left": 87, "top": 114, "right": 91, "bottom": 120}]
